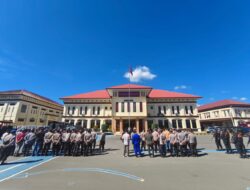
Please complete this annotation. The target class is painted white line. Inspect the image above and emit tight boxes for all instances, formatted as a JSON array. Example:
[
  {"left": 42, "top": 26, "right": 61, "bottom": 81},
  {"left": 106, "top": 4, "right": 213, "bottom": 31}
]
[
  {"left": 0, "top": 164, "right": 25, "bottom": 174},
  {"left": 0, "top": 157, "right": 57, "bottom": 183}
]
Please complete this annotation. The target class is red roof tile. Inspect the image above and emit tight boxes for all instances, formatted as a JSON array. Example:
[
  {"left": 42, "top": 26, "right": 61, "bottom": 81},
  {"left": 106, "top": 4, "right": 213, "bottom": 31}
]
[
  {"left": 107, "top": 84, "right": 152, "bottom": 89},
  {"left": 148, "top": 89, "right": 201, "bottom": 99},
  {"left": 61, "top": 90, "right": 110, "bottom": 99},
  {"left": 198, "top": 100, "right": 250, "bottom": 112}
]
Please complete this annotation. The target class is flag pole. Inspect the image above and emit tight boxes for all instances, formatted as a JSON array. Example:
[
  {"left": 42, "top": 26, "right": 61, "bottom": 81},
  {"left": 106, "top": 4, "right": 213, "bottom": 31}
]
[{"left": 129, "top": 68, "right": 131, "bottom": 132}]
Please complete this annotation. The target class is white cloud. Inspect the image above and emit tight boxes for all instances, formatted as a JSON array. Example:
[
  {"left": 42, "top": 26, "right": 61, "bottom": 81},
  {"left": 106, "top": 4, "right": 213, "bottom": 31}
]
[
  {"left": 232, "top": 97, "right": 248, "bottom": 101},
  {"left": 174, "top": 85, "right": 187, "bottom": 90},
  {"left": 240, "top": 97, "right": 247, "bottom": 101},
  {"left": 124, "top": 66, "right": 156, "bottom": 83}
]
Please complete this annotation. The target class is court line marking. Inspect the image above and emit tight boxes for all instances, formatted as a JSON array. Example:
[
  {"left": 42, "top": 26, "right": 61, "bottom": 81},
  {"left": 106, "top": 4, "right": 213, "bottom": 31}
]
[
  {"left": 0, "top": 164, "right": 25, "bottom": 174},
  {"left": 0, "top": 156, "right": 57, "bottom": 183},
  {"left": 14, "top": 167, "right": 145, "bottom": 182}
]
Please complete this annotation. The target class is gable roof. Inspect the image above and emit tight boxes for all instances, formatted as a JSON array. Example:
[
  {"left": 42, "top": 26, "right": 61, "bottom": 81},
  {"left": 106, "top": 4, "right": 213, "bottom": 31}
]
[
  {"left": 107, "top": 84, "right": 152, "bottom": 89},
  {"left": 198, "top": 99, "right": 250, "bottom": 112},
  {"left": 148, "top": 89, "right": 201, "bottom": 99},
  {"left": 61, "top": 90, "right": 110, "bottom": 99},
  {"left": 0, "top": 90, "right": 62, "bottom": 106}
]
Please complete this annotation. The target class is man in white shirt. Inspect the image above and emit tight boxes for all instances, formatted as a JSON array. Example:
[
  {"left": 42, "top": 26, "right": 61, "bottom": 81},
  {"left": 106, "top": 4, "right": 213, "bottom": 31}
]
[{"left": 121, "top": 131, "right": 130, "bottom": 157}]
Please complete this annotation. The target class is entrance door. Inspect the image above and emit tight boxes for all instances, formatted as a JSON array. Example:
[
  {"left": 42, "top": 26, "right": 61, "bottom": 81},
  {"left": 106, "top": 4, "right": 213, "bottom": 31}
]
[{"left": 123, "top": 120, "right": 136, "bottom": 132}]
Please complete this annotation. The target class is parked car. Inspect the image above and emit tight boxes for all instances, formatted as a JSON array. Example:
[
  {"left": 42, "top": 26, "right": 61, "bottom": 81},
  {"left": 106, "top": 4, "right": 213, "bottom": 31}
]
[{"left": 206, "top": 127, "right": 215, "bottom": 133}]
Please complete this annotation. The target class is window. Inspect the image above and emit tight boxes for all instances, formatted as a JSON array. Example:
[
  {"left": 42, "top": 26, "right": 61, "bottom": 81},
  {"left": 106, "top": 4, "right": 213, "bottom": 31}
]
[
  {"left": 116, "top": 102, "right": 119, "bottom": 112},
  {"left": 85, "top": 106, "right": 88, "bottom": 114},
  {"left": 80, "top": 107, "right": 83, "bottom": 115},
  {"left": 190, "top": 106, "right": 193, "bottom": 114},
  {"left": 105, "top": 107, "right": 108, "bottom": 110},
  {"left": 172, "top": 120, "right": 177, "bottom": 128},
  {"left": 72, "top": 107, "right": 75, "bottom": 115},
  {"left": 121, "top": 102, "right": 125, "bottom": 112},
  {"left": 97, "top": 107, "right": 100, "bottom": 115},
  {"left": 133, "top": 102, "right": 136, "bottom": 112},
  {"left": 177, "top": 106, "right": 180, "bottom": 114},
  {"left": 140, "top": 102, "right": 143, "bottom": 112},
  {"left": 158, "top": 106, "right": 161, "bottom": 114},
  {"left": 178, "top": 120, "right": 183, "bottom": 128},
  {"left": 18, "top": 118, "right": 25, "bottom": 122},
  {"left": 163, "top": 106, "right": 166, "bottom": 114},
  {"left": 49, "top": 110, "right": 53, "bottom": 113},
  {"left": 158, "top": 120, "right": 164, "bottom": 128},
  {"left": 127, "top": 102, "right": 130, "bottom": 112},
  {"left": 67, "top": 107, "right": 70, "bottom": 115},
  {"left": 192, "top": 120, "right": 197, "bottom": 128},
  {"left": 164, "top": 120, "right": 169, "bottom": 129},
  {"left": 92, "top": 107, "right": 96, "bottom": 115},
  {"left": 29, "top": 118, "right": 35, "bottom": 122},
  {"left": 186, "top": 120, "right": 191, "bottom": 128},
  {"left": 150, "top": 106, "right": 154, "bottom": 110},
  {"left": 185, "top": 106, "right": 188, "bottom": 114},
  {"left": 40, "top": 119, "right": 44, "bottom": 123},
  {"left": 113, "top": 91, "right": 118, "bottom": 97},
  {"left": 172, "top": 106, "right": 175, "bottom": 114},
  {"left": 20, "top": 105, "right": 27, "bottom": 113},
  {"left": 10, "top": 103, "right": 16, "bottom": 106},
  {"left": 32, "top": 106, "right": 38, "bottom": 109}
]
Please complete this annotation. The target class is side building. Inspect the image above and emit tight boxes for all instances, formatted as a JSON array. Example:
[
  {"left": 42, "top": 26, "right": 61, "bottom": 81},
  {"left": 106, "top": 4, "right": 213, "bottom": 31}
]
[
  {"left": 198, "top": 99, "right": 250, "bottom": 129},
  {"left": 61, "top": 84, "right": 201, "bottom": 134},
  {"left": 0, "top": 90, "right": 63, "bottom": 127}
]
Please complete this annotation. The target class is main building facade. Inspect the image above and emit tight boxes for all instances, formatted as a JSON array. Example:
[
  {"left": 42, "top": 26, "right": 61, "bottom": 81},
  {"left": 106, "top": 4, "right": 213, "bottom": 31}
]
[{"left": 61, "top": 84, "right": 201, "bottom": 134}]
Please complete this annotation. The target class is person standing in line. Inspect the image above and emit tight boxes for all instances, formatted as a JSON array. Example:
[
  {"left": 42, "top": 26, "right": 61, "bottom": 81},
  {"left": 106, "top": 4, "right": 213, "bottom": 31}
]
[
  {"left": 14, "top": 129, "right": 25, "bottom": 157},
  {"left": 169, "top": 130, "right": 175, "bottom": 156},
  {"left": 188, "top": 129, "right": 197, "bottom": 157},
  {"left": 159, "top": 129, "right": 167, "bottom": 157},
  {"left": 132, "top": 129, "right": 141, "bottom": 157},
  {"left": 152, "top": 129, "right": 159, "bottom": 153},
  {"left": 236, "top": 131, "right": 246, "bottom": 158},
  {"left": 178, "top": 129, "right": 188, "bottom": 157},
  {"left": 213, "top": 130, "right": 223, "bottom": 150},
  {"left": 99, "top": 130, "right": 106, "bottom": 152},
  {"left": 0, "top": 130, "right": 16, "bottom": 165},
  {"left": 84, "top": 129, "right": 93, "bottom": 156},
  {"left": 69, "top": 129, "right": 77, "bottom": 156},
  {"left": 91, "top": 129, "right": 97, "bottom": 152},
  {"left": 42, "top": 129, "right": 53, "bottom": 156},
  {"left": 23, "top": 129, "right": 36, "bottom": 156},
  {"left": 52, "top": 130, "right": 61, "bottom": 156},
  {"left": 121, "top": 131, "right": 130, "bottom": 157},
  {"left": 145, "top": 129, "right": 154, "bottom": 157},
  {"left": 73, "top": 130, "right": 82, "bottom": 156},
  {"left": 173, "top": 130, "right": 180, "bottom": 157},
  {"left": 223, "top": 130, "right": 232, "bottom": 154},
  {"left": 140, "top": 130, "right": 146, "bottom": 152},
  {"left": 61, "top": 129, "right": 71, "bottom": 156},
  {"left": 80, "top": 129, "right": 86, "bottom": 156},
  {"left": 32, "top": 128, "right": 44, "bottom": 156},
  {"left": 165, "top": 129, "right": 171, "bottom": 153}
]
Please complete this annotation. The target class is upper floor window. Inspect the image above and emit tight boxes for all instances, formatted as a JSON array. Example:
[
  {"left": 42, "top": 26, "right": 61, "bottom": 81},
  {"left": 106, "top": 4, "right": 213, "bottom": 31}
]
[
  {"left": 140, "top": 102, "right": 143, "bottom": 112},
  {"left": 20, "top": 105, "right": 27, "bottom": 113},
  {"left": 190, "top": 106, "right": 193, "bottom": 114},
  {"left": 97, "top": 107, "right": 100, "bottom": 115},
  {"left": 172, "top": 106, "right": 175, "bottom": 114},
  {"left": 116, "top": 102, "right": 119, "bottom": 112},
  {"left": 85, "top": 106, "right": 88, "bottom": 114},
  {"left": 127, "top": 102, "right": 130, "bottom": 112},
  {"left": 67, "top": 107, "right": 70, "bottom": 115},
  {"left": 163, "top": 106, "right": 166, "bottom": 114},
  {"left": 121, "top": 102, "right": 125, "bottom": 112},
  {"left": 133, "top": 102, "right": 136, "bottom": 112},
  {"left": 177, "top": 106, "right": 180, "bottom": 114},
  {"left": 158, "top": 106, "right": 161, "bottom": 114},
  {"left": 80, "top": 107, "right": 83, "bottom": 115},
  {"left": 185, "top": 106, "right": 188, "bottom": 114},
  {"left": 92, "top": 107, "right": 96, "bottom": 115},
  {"left": 72, "top": 107, "right": 75, "bottom": 115}
]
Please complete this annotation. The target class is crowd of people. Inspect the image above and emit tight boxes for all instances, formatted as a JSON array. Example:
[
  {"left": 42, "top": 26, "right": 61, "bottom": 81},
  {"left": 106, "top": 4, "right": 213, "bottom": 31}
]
[
  {"left": 213, "top": 129, "right": 248, "bottom": 158},
  {"left": 0, "top": 127, "right": 106, "bottom": 165},
  {"left": 121, "top": 128, "right": 198, "bottom": 158}
]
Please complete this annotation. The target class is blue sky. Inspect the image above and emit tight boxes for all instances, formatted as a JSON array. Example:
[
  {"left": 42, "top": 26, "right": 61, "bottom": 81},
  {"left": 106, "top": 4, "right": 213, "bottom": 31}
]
[{"left": 0, "top": 0, "right": 249, "bottom": 105}]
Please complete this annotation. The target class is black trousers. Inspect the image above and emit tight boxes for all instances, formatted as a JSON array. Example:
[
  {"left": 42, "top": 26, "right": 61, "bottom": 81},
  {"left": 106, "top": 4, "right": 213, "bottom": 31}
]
[
  {"left": 52, "top": 143, "right": 61, "bottom": 156},
  {"left": 42, "top": 143, "right": 51, "bottom": 156},
  {"left": 153, "top": 141, "right": 159, "bottom": 153},
  {"left": 215, "top": 140, "right": 223, "bottom": 150},
  {"left": 99, "top": 141, "right": 105, "bottom": 152},
  {"left": 0, "top": 145, "right": 15, "bottom": 164},
  {"left": 190, "top": 143, "right": 197, "bottom": 156},
  {"left": 147, "top": 144, "right": 154, "bottom": 157}
]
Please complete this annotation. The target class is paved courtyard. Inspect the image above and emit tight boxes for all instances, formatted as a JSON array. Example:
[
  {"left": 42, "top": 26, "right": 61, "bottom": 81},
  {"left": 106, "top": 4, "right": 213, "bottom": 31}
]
[{"left": 0, "top": 135, "right": 249, "bottom": 190}]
